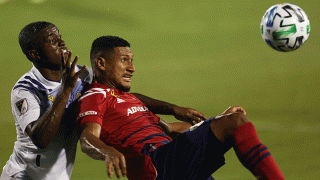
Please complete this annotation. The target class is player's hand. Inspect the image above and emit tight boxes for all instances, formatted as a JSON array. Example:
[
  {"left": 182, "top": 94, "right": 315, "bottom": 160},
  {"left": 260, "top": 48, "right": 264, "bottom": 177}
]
[
  {"left": 173, "top": 106, "right": 208, "bottom": 125},
  {"left": 221, "top": 106, "right": 246, "bottom": 116},
  {"left": 105, "top": 147, "right": 127, "bottom": 179},
  {"left": 61, "top": 50, "right": 86, "bottom": 91}
]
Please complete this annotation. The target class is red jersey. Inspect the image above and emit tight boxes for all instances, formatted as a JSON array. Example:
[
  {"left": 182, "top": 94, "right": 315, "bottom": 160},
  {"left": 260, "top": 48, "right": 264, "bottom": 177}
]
[{"left": 78, "top": 83, "right": 172, "bottom": 152}]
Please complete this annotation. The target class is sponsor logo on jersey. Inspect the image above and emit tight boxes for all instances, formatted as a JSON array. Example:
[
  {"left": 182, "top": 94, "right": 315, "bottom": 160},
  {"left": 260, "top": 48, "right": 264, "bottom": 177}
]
[
  {"left": 127, "top": 106, "right": 149, "bottom": 116},
  {"left": 78, "top": 111, "right": 98, "bottom": 118},
  {"left": 16, "top": 98, "right": 28, "bottom": 114}
]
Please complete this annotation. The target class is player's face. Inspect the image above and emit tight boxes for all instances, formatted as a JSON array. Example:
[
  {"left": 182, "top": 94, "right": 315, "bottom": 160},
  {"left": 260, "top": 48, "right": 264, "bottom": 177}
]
[
  {"left": 34, "top": 24, "right": 68, "bottom": 70},
  {"left": 104, "top": 47, "right": 135, "bottom": 92}
]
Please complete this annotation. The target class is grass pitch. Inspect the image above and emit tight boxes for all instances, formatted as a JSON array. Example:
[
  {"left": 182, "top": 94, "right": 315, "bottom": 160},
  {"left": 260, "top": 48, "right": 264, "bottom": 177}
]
[{"left": 0, "top": 1, "right": 319, "bottom": 179}]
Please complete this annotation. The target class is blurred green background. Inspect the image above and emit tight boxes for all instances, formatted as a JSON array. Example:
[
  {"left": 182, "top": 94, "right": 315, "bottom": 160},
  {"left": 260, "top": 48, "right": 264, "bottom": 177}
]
[{"left": 0, "top": 0, "right": 319, "bottom": 179}]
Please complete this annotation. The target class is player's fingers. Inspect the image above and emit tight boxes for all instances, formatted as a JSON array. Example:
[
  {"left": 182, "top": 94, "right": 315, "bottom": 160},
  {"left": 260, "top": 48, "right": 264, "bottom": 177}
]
[
  {"left": 74, "top": 65, "right": 87, "bottom": 78},
  {"left": 61, "top": 51, "right": 67, "bottom": 70},
  {"left": 188, "top": 115, "right": 201, "bottom": 125},
  {"left": 113, "top": 158, "right": 122, "bottom": 179},
  {"left": 106, "top": 160, "right": 114, "bottom": 178},
  {"left": 70, "top": 55, "right": 79, "bottom": 72},
  {"left": 192, "top": 110, "right": 208, "bottom": 120},
  {"left": 66, "top": 51, "right": 72, "bottom": 69},
  {"left": 119, "top": 155, "right": 127, "bottom": 177},
  {"left": 188, "top": 112, "right": 205, "bottom": 124},
  {"left": 192, "top": 115, "right": 201, "bottom": 123}
]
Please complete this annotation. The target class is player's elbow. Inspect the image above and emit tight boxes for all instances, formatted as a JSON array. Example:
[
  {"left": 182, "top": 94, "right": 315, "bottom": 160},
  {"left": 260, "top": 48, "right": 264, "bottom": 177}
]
[
  {"left": 28, "top": 132, "right": 50, "bottom": 149},
  {"left": 25, "top": 122, "right": 51, "bottom": 149},
  {"left": 79, "top": 135, "right": 103, "bottom": 160},
  {"left": 32, "top": 137, "right": 50, "bottom": 149},
  {"left": 80, "top": 142, "right": 88, "bottom": 154},
  {"left": 80, "top": 136, "right": 91, "bottom": 155},
  {"left": 35, "top": 143, "right": 49, "bottom": 149}
]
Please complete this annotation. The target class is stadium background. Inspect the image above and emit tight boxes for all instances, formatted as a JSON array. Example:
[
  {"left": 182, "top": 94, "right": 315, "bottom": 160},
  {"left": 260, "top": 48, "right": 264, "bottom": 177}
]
[{"left": 0, "top": 0, "right": 319, "bottom": 179}]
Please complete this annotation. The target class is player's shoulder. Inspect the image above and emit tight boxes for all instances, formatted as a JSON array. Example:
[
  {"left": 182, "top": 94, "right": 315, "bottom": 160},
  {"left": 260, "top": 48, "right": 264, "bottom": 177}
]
[
  {"left": 79, "top": 83, "right": 111, "bottom": 102},
  {"left": 77, "top": 65, "right": 93, "bottom": 84},
  {"left": 12, "top": 68, "right": 39, "bottom": 95},
  {"left": 11, "top": 69, "right": 41, "bottom": 111}
]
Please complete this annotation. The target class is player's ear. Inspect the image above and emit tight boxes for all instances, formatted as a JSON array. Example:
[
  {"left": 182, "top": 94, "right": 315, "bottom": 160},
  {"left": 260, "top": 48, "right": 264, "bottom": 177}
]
[
  {"left": 96, "top": 57, "right": 107, "bottom": 71},
  {"left": 28, "top": 50, "right": 40, "bottom": 62}
]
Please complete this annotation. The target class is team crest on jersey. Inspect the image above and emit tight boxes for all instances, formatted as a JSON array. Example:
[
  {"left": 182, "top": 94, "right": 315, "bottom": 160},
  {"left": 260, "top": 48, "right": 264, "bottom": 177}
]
[
  {"left": 16, "top": 98, "right": 28, "bottom": 114},
  {"left": 111, "top": 89, "right": 119, "bottom": 98},
  {"left": 76, "top": 92, "right": 82, "bottom": 99},
  {"left": 48, "top": 95, "right": 54, "bottom": 102}
]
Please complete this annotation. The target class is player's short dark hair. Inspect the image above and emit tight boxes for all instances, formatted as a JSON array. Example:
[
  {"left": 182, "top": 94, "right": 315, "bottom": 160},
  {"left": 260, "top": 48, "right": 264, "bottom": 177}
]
[
  {"left": 90, "top": 36, "right": 130, "bottom": 65},
  {"left": 19, "top": 21, "right": 54, "bottom": 62}
]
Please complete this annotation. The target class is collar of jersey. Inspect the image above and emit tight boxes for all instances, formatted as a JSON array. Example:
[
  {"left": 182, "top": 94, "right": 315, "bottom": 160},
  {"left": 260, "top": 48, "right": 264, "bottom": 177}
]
[
  {"left": 31, "top": 65, "right": 79, "bottom": 90},
  {"left": 90, "top": 83, "right": 123, "bottom": 94}
]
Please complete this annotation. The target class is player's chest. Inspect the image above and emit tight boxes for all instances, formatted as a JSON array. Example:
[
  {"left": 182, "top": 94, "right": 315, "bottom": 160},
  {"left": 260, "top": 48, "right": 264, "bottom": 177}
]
[
  {"left": 44, "top": 81, "right": 85, "bottom": 106},
  {"left": 106, "top": 93, "right": 149, "bottom": 120}
]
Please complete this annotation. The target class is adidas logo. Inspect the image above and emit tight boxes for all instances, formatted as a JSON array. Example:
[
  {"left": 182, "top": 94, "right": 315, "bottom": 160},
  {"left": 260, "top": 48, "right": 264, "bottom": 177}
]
[{"left": 117, "top": 98, "right": 125, "bottom": 103}]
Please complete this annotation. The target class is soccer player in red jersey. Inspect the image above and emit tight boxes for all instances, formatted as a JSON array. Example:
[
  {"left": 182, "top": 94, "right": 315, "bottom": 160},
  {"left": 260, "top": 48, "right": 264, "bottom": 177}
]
[{"left": 77, "top": 36, "right": 285, "bottom": 180}]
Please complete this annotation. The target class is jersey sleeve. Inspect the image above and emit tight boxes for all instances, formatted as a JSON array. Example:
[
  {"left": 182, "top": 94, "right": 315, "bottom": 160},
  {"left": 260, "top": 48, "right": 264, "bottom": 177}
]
[
  {"left": 11, "top": 89, "right": 40, "bottom": 133},
  {"left": 77, "top": 88, "right": 108, "bottom": 127}
]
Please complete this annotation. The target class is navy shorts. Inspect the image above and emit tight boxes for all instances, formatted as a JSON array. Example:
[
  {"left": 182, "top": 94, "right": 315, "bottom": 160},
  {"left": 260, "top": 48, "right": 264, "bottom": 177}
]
[{"left": 147, "top": 117, "right": 226, "bottom": 180}]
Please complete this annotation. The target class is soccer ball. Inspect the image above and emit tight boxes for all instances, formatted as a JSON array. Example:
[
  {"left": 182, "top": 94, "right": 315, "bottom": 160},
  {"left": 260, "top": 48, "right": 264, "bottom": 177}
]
[{"left": 260, "top": 3, "right": 310, "bottom": 52}]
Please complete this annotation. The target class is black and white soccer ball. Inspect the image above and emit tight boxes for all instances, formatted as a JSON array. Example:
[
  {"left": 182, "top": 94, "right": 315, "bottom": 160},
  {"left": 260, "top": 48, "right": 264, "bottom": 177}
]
[{"left": 260, "top": 3, "right": 310, "bottom": 52}]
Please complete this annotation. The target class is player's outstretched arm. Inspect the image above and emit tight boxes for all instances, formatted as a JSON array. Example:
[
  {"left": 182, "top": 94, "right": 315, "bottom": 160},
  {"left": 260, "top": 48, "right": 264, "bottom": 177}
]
[
  {"left": 132, "top": 93, "right": 207, "bottom": 125},
  {"left": 25, "top": 52, "right": 86, "bottom": 149},
  {"left": 159, "top": 119, "right": 192, "bottom": 139},
  {"left": 80, "top": 122, "right": 127, "bottom": 179}
]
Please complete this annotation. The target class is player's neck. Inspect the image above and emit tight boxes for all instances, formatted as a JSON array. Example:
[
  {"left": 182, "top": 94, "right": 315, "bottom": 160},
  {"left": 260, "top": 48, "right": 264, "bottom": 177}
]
[
  {"left": 95, "top": 77, "right": 116, "bottom": 89},
  {"left": 37, "top": 67, "right": 62, "bottom": 82}
]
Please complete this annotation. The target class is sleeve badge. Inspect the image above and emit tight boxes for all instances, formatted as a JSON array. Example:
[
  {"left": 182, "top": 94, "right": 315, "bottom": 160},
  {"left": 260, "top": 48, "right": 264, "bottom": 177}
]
[{"left": 16, "top": 98, "right": 28, "bottom": 114}]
